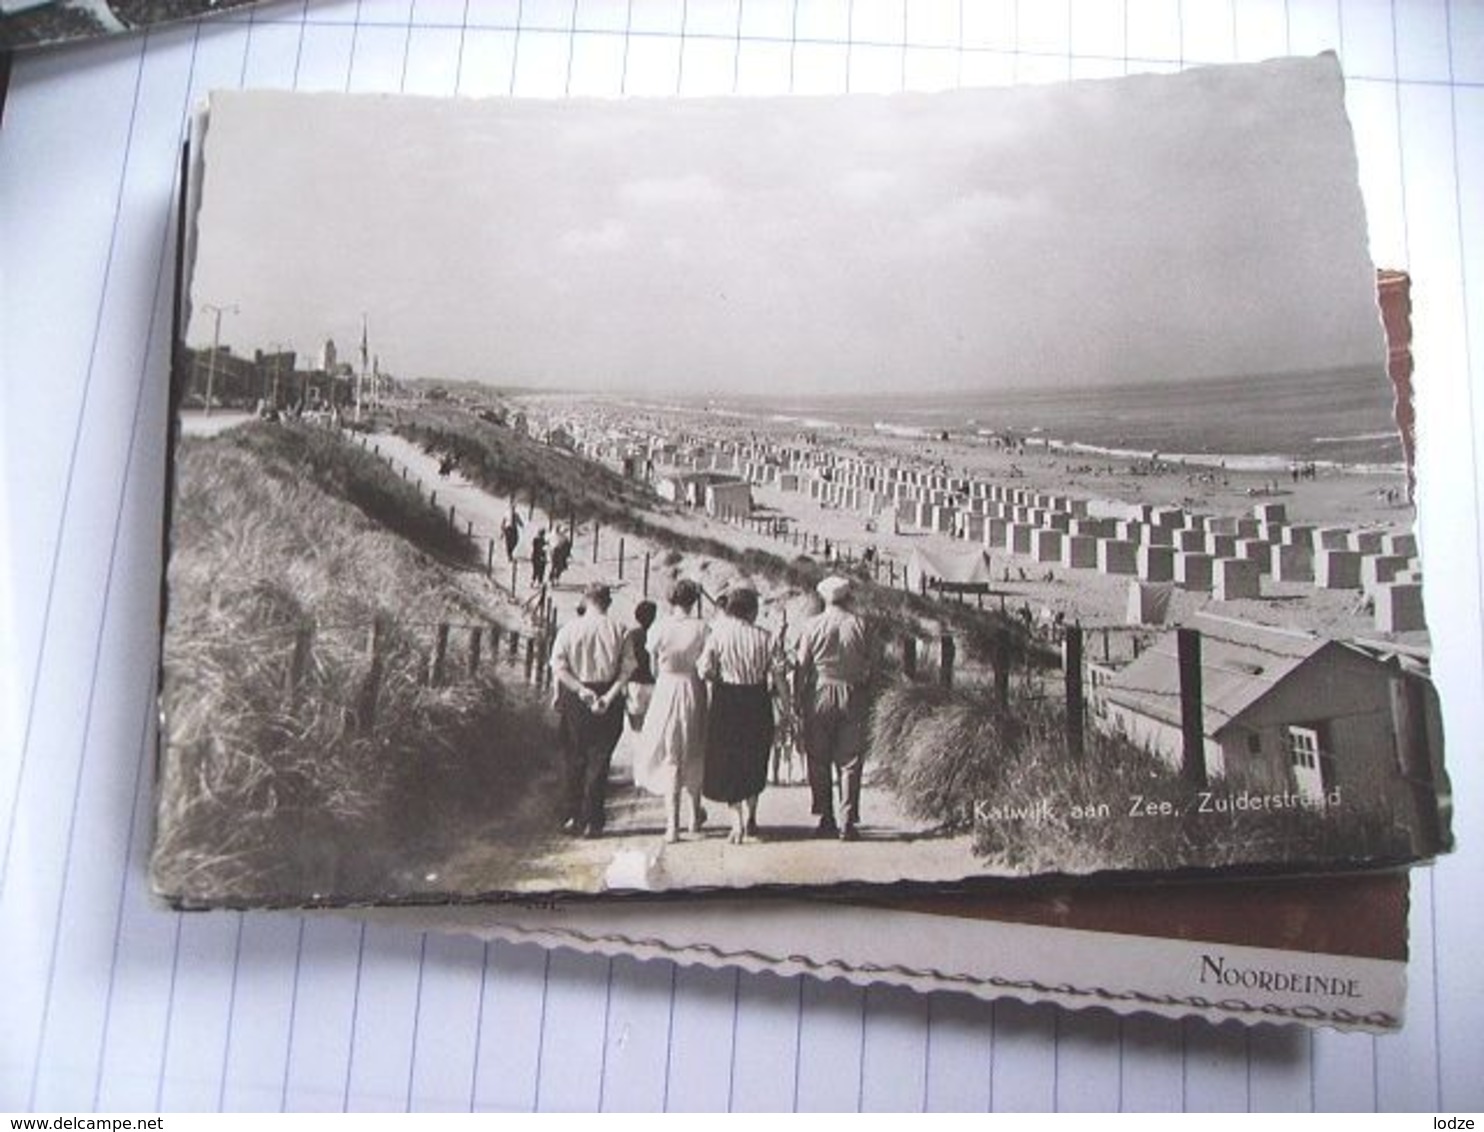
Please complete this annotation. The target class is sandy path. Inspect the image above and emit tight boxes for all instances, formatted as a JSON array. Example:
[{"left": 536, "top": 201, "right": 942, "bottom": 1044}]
[
  {"left": 368, "top": 430, "right": 980, "bottom": 894},
  {"left": 434, "top": 760, "right": 979, "bottom": 896},
  {"left": 368, "top": 430, "right": 823, "bottom": 634}
]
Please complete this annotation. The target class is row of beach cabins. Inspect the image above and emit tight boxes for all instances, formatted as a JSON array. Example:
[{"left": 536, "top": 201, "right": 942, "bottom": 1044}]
[{"left": 615, "top": 435, "right": 1426, "bottom": 638}]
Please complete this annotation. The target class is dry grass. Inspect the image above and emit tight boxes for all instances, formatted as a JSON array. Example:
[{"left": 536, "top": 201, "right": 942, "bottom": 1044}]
[{"left": 154, "top": 424, "right": 559, "bottom": 906}]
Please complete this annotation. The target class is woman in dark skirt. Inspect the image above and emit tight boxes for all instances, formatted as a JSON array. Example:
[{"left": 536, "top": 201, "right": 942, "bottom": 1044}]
[{"left": 699, "top": 586, "right": 776, "bottom": 844}]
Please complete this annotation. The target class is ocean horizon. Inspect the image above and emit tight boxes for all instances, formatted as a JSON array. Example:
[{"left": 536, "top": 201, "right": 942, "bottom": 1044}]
[{"left": 688, "top": 366, "right": 1402, "bottom": 471}]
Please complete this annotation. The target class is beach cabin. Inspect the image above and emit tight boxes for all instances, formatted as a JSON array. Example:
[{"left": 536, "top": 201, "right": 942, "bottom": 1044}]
[
  {"left": 1097, "top": 613, "right": 1441, "bottom": 816},
  {"left": 705, "top": 479, "right": 753, "bottom": 521},
  {"left": 657, "top": 469, "right": 734, "bottom": 508}
]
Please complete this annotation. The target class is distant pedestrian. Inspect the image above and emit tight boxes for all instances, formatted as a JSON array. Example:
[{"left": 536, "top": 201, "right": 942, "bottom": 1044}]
[
  {"left": 501, "top": 510, "right": 523, "bottom": 562},
  {"left": 530, "top": 529, "right": 548, "bottom": 587},
  {"left": 550, "top": 530, "right": 573, "bottom": 584}
]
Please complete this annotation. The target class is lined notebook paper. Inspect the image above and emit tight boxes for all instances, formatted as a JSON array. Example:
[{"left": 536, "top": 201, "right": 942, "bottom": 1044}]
[{"left": 3, "top": 0, "right": 1482, "bottom": 1112}]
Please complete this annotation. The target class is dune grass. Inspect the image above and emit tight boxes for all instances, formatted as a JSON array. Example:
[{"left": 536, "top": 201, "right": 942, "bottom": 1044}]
[
  {"left": 155, "top": 423, "right": 560, "bottom": 905},
  {"left": 229, "top": 421, "right": 479, "bottom": 567},
  {"left": 870, "top": 680, "right": 1413, "bottom": 876}
]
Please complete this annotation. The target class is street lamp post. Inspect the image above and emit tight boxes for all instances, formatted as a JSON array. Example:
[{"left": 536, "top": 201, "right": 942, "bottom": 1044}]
[{"left": 200, "top": 302, "right": 239, "bottom": 416}]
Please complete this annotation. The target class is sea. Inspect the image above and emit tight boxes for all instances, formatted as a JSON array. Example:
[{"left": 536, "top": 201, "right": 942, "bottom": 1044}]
[{"left": 698, "top": 366, "right": 1404, "bottom": 475}]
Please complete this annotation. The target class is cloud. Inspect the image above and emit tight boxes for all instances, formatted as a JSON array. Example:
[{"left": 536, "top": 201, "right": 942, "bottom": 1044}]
[
  {"left": 918, "top": 190, "right": 1042, "bottom": 240},
  {"left": 558, "top": 219, "right": 629, "bottom": 254},
  {"left": 835, "top": 168, "right": 901, "bottom": 206},
  {"left": 620, "top": 173, "right": 724, "bottom": 207}
]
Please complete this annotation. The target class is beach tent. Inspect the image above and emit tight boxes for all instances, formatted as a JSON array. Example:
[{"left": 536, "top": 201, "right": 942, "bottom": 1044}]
[{"left": 906, "top": 545, "right": 995, "bottom": 594}]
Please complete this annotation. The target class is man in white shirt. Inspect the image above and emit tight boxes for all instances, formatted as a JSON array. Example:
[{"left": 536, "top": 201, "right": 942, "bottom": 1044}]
[
  {"left": 549, "top": 582, "right": 627, "bottom": 837},
  {"left": 796, "top": 575, "right": 872, "bottom": 841}
]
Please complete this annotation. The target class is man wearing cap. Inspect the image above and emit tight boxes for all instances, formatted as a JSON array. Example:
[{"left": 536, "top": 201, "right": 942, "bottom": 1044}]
[
  {"left": 549, "top": 582, "right": 627, "bottom": 837},
  {"left": 795, "top": 575, "right": 872, "bottom": 840}
]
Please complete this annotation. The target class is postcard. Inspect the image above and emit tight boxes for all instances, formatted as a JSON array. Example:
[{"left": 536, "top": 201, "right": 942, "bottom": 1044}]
[{"left": 153, "top": 54, "right": 1452, "bottom": 908}]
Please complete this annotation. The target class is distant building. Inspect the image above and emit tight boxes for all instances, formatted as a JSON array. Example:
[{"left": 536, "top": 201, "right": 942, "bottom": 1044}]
[
  {"left": 1097, "top": 613, "right": 1442, "bottom": 817},
  {"left": 185, "top": 346, "right": 258, "bottom": 408},
  {"left": 655, "top": 469, "right": 744, "bottom": 511},
  {"left": 254, "top": 348, "right": 298, "bottom": 406}
]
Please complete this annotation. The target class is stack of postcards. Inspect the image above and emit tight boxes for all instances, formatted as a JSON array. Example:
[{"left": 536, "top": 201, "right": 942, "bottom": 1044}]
[{"left": 154, "top": 55, "right": 1451, "bottom": 1032}]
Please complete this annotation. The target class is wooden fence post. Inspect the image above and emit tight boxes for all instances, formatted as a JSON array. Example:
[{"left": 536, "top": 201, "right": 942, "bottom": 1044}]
[
  {"left": 469, "top": 626, "right": 483, "bottom": 677},
  {"left": 1177, "top": 627, "right": 1207, "bottom": 789},
  {"left": 430, "top": 622, "right": 450, "bottom": 685},
  {"left": 902, "top": 635, "right": 917, "bottom": 680},
  {"left": 448, "top": 503, "right": 456, "bottom": 527},
  {"left": 524, "top": 636, "right": 537, "bottom": 682},
  {"left": 939, "top": 634, "right": 956, "bottom": 688},
  {"left": 507, "top": 628, "right": 520, "bottom": 662},
  {"left": 592, "top": 521, "right": 601, "bottom": 563},
  {"left": 486, "top": 539, "right": 495, "bottom": 576},
  {"left": 618, "top": 537, "right": 626, "bottom": 580},
  {"left": 1064, "top": 624, "right": 1084, "bottom": 760},
  {"left": 431, "top": 489, "right": 438, "bottom": 509},
  {"left": 643, "top": 552, "right": 651, "bottom": 598},
  {"left": 284, "top": 625, "right": 314, "bottom": 702},
  {"left": 356, "top": 616, "right": 387, "bottom": 733},
  {"left": 510, "top": 559, "right": 519, "bottom": 594}
]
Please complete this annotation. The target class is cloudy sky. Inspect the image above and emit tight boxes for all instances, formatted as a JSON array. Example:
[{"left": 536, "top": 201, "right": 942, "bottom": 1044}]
[{"left": 188, "top": 54, "right": 1383, "bottom": 395}]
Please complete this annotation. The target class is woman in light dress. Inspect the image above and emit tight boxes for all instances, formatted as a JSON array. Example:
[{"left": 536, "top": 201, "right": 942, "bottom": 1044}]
[{"left": 632, "top": 579, "right": 709, "bottom": 842}]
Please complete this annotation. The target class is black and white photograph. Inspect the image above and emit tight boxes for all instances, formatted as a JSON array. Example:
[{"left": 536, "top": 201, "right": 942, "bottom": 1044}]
[{"left": 153, "top": 53, "right": 1453, "bottom": 908}]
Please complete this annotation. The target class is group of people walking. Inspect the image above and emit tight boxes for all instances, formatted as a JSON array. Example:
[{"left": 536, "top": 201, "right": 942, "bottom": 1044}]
[
  {"left": 547, "top": 574, "right": 872, "bottom": 846},
  {"left": 501, "top": 507, "right": 573, "bottom": 587}
]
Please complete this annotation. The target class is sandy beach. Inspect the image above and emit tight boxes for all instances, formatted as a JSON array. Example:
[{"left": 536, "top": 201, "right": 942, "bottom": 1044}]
[{"left": 508, "top": 395, "right": 1423, "bottom": 654}]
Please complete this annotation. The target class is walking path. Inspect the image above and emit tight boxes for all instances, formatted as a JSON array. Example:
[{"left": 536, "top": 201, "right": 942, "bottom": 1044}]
[{"left": 370, "top": 429, "right": 982, "bottom": 895}]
